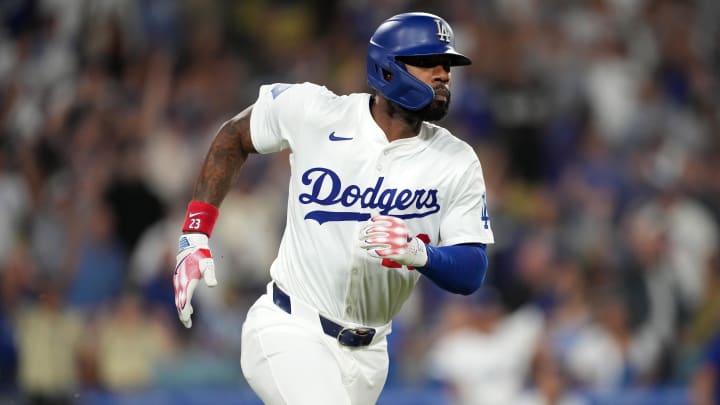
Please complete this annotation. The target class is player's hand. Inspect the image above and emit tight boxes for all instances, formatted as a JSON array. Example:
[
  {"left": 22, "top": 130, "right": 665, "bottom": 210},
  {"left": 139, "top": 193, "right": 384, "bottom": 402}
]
[
  {"left": 359, "top": 215, "right": 428, "bottom": 268},
  {"left": 173, "top": 233, "right": 217, "bottom": 328}
]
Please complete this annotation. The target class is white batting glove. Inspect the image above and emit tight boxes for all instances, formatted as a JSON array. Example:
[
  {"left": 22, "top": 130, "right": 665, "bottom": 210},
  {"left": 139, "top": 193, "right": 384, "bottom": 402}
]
[
  {"left": 359, "top": 215, "right": 428, "bottom": 268},
  {"left": 173, "top": 233, "right": 217, "bottom": 328}
]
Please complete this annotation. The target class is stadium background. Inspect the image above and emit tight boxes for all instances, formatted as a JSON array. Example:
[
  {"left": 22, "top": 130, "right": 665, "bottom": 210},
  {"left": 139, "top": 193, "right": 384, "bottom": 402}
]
[{"left": 0, "top": 0, "right": 719, "bottom": 404}]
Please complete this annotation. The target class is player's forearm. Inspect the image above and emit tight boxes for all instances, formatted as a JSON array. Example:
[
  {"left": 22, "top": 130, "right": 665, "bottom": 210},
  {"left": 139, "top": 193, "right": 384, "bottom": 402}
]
[
  {"left": 192, "top": 108, "right": 255, "bottom": 206},
  {"left": 416, "top": 243, "right": 488, "bottom": 295}
]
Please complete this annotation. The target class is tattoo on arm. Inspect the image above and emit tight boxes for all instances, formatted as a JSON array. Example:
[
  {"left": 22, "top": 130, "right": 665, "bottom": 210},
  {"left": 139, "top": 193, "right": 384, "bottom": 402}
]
[{"left": 192, "top": 105, "right": 257, "bottom": 206}]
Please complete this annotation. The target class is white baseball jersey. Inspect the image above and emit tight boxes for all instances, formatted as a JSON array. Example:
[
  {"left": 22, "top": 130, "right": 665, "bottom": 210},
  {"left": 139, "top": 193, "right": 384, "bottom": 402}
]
[{"left": 249, "top": 82, "right": 494, "bottom": 327}]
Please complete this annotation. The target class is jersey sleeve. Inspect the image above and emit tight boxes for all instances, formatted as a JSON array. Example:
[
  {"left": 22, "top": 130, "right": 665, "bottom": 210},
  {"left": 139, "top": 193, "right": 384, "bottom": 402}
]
[
  {"left": 249, "top": 82, "right": 322, "bottom": 154},
  {"left": 439, "top": 159, "right": 495, "bottom": 246}
]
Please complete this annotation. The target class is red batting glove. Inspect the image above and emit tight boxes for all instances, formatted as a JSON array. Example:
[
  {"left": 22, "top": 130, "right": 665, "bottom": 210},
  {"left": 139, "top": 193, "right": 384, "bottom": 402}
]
[
  {"left": 359, "top": 215, "right": 428, "bottom": 268},
  {"left": 173, "top": 233, "right": 217, "bottom": 328}
]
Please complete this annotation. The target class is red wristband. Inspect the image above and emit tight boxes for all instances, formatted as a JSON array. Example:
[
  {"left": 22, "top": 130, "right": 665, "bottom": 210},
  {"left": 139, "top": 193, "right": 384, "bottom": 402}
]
[{"left": 182, "top": 200, "right": 219, "bottom": 237}]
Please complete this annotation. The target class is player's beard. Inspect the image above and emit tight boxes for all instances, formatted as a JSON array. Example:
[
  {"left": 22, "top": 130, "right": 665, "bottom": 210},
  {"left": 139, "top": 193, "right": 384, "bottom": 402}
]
[
  {"left": 406, "top": 87, "right": 451, "bottom": 122},
  {"left": 417, "top": 92, "right": 450, "bottom": 122},
  {"left": 385, "top": 87, "right": 451, "bottom": 124}
]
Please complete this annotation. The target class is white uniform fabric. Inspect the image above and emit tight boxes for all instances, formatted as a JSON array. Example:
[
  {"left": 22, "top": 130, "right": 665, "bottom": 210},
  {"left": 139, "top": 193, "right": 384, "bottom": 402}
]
[
  {"left": 250, "top": 82, "right": 494, "bottom": 326},
  {"left": 241, "top": 284, "right": 390, "bottom": 405},
  {"left": 242, "top": 82, "right": 494, "bottom": 404}
]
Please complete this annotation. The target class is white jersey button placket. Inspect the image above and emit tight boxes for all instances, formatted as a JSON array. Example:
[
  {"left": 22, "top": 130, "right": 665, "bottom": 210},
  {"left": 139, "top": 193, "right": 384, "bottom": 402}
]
[
  {"left": 376, "top": 147, "right": 392, "bottom": 172},
  {"left": 345, "top": 266, "right": 362, "bottom": 318}
]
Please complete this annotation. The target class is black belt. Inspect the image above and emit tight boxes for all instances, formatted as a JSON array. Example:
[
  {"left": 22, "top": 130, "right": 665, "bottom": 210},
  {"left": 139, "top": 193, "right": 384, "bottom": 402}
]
[{"left": 272, "top": 283, "right": 376, "bottom": 347}]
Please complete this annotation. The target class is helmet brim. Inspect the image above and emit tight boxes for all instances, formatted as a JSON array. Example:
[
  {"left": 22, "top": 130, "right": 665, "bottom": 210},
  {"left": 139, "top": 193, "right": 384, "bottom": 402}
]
[
  {"left": 396, "top": 52, "right": 472, "bottom": 67},
  {"left": 447, "top": 53, "right": 472, "bottom": 66}
]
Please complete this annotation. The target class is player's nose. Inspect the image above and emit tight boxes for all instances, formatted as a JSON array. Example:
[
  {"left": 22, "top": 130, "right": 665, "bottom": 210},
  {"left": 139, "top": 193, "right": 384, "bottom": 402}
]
[{"left": 431, "top": 65, "right": 450, "bottom": 82}]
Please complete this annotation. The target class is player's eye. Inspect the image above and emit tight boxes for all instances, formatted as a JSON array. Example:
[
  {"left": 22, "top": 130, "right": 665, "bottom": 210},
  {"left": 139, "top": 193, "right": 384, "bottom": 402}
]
[{"left": 397, "top": 56, "right": 451, "bottom": 71}]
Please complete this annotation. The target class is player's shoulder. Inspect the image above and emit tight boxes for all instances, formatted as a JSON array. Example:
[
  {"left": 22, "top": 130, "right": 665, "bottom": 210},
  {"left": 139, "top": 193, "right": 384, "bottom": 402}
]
[
  {"left": 261, "top": 82, "right": 333, "bottom": 100},
  {"left": 262, "top": 82, "right": 354, "bottom": 102},
  {"left": 263, "top": 82, "right": 363, "bottom": 112}
]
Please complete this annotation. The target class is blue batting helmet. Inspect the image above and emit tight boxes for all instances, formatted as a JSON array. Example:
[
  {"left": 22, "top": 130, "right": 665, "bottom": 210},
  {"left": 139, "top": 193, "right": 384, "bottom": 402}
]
[{"left": 367, "top": 12, "right": 471, "bottom": 110}]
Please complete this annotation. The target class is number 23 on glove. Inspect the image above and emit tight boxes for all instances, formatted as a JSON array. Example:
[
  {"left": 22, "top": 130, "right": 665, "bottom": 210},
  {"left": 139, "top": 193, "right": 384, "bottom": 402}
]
[{"left": 173, "top": 233, "right": 217, "bottom": 328}]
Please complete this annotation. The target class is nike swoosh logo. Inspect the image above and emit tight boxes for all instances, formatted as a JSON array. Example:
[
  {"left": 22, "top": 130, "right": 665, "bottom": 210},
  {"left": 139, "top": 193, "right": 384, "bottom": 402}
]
[
  {"left": 329, "top": 132, "right": 353, "bottom": 141},
  {"left": 189, "top": 212, "right": 207, "bottom": 218}
]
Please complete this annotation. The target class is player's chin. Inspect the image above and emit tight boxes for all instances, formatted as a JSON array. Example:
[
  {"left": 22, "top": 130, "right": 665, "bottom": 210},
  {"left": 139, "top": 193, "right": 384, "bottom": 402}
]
[{"left": 419, "top": 100, "right": 450, "bottom": 122}]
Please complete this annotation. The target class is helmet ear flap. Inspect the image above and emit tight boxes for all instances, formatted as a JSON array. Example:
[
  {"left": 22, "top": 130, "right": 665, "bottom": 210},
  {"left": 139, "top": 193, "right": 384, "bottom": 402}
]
[
  {"left": 367, "top": 52, "right": 434, "bottom": 110},
  {"left": 368, "top": 59, "right": 393, "bottom": 84}
]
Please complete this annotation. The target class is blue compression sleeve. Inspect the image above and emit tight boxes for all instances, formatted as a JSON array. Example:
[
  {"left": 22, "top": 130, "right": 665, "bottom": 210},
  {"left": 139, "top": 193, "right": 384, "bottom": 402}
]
[{"left": 416, "top": 243, "right": 488, "bottom": 295}]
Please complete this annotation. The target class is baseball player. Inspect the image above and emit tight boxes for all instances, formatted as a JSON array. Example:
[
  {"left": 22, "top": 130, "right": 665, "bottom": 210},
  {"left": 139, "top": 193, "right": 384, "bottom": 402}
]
[{"left": 173, "top": 12, "right": 494, "bottom": 404}]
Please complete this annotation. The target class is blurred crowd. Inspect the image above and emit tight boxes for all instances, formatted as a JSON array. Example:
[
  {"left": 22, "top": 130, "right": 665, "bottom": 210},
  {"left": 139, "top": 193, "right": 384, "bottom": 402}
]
[{"left": 0, "top": 0, "right": 719, "bottom": 404}]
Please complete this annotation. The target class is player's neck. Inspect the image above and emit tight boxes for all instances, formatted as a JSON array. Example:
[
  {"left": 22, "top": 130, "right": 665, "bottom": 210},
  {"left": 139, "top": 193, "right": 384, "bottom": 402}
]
[{"left": 370, "top": 95, "right": 422, "bottom": 142}]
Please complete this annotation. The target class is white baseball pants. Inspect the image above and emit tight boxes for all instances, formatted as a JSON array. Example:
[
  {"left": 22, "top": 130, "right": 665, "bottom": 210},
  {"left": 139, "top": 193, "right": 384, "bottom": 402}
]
[{"left": 240, "top": 286, "right": 391, "bottom": 405}]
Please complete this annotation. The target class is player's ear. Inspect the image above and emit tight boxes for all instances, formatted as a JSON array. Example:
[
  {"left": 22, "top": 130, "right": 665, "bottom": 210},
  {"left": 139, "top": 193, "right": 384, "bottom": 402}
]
[{"left": 382, "top": 68, "right": 393, "bottom": 82}]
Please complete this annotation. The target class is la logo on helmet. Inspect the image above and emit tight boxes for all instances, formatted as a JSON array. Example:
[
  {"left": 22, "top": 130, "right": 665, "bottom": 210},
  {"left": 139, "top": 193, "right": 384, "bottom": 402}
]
[{"left": 435, "top": 20, "right": 451, "bottom": 42}]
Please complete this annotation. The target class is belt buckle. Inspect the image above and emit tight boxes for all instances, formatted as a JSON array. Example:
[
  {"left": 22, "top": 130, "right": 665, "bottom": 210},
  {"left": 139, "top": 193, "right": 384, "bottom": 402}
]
[{"left": 337, "top": 327, "right": 376, "bottom": 347}]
